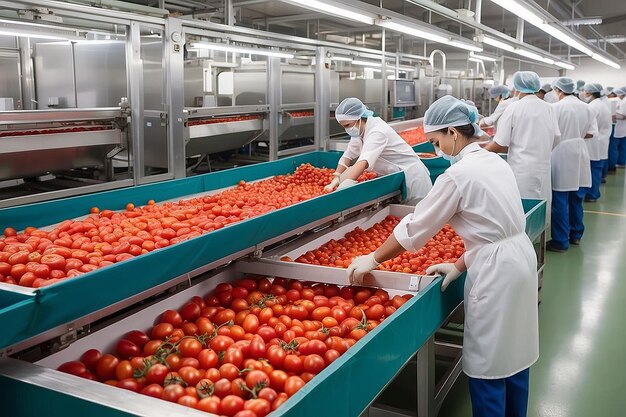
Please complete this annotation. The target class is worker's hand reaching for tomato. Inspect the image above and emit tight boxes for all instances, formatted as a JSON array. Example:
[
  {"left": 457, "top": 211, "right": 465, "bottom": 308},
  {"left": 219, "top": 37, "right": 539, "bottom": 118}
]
[{"left": 346, "top": 253, "right": 380, "bottom": 285}]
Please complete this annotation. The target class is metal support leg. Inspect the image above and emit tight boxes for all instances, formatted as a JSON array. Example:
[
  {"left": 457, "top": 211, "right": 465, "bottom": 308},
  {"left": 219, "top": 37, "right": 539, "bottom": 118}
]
[
  {"left": 417, "top": 336, "right": 435, "bottom": 417},
  {"left": 268, "top": 56, "right": 281, "bottom": 161},
  {"left": 314, "top": 46, "right": 330, "bottom": 151},
  {"left": 166, "top": 18, "right": 186, "bottom": 179}
]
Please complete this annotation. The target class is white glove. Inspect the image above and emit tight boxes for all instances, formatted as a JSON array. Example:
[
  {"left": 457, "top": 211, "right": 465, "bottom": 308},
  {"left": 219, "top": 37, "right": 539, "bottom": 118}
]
[
  {"left": 337, "top": 179, "right": 358, "bottom": 190},
  {"left": 426, "top": 263, "right": 462, "bottom": 292},
  {"left": 324, "top": 177, "right": 340, "bottom": 192},
  {"left": 347, "top": 253, "right": 380, "bottom": 286},
  {"left": 339, "top": 166, "right": 356, "bottom": 183}
]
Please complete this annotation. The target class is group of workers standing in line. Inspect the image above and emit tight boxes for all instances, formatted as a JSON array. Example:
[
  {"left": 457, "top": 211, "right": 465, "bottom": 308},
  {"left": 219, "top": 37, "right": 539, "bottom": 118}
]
[
  {"left": 319, "top": 71, "right": 625, "bottom": 417},
  {"left": 482, "top": 74, "right": 625, "bottom": 252}
]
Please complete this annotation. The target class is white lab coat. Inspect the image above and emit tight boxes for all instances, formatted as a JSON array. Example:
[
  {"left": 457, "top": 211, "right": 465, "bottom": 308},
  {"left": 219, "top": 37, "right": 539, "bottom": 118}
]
[
  {"left": 544, "top": 90, "right": 559, "bottom": 103},
  {"left": 551, "top": 96, "right": 598, "bottom": 191},
  {"left": 588, "top": 98, "right": 613, "bottom": 160},
  {"left": 494, "top": 95, "right": 560, "bottom": 202},
  {"left": 481, "top": 97, "right": 518, "bottom": 132},
  {"left": 615, "top": 98, "right": 626, "bottom": 138},
  {"left": 339, "top": 117, "right": 432, "bottom": 203},
  {"left": 394, "top": 143, "right": 538, "bottom": 378}
]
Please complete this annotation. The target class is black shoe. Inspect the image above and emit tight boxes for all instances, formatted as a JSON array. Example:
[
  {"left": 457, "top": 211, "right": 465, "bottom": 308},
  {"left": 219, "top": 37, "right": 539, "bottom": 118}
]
[
  {"left": 584, "top": 198, "right": 597, "bottom": 202},
  {"left": 546, "top": 241, "right": 568, "bottom": 253},
  {"left": 602, "top": 178, "right": 607, "bottom": 183},
  {"left": 570, "top": 239, "right": 581, "bottom": 245}
]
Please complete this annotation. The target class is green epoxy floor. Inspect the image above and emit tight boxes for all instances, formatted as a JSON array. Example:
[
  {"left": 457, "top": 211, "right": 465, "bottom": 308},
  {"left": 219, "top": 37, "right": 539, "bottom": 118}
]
[{"left": 438, "top": 169, "right": 626, "bottom": 417}]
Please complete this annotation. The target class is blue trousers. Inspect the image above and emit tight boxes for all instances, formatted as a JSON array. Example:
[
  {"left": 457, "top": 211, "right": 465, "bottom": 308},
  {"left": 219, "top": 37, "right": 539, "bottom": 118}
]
[
  {"left": 469, "top": 368, "right": 530, "bottom": 417},
  {"left": 602, "top": 159, "right": 608, "bottom": 179},
  {"left": 580, "top": 160, "right": 604, "bottom": 200},
  {"left": 551, "top": 190, "right": 584, "bottom": 248},
  {"left": 608, "top": 125, "right": 626, "bottom": 170}
]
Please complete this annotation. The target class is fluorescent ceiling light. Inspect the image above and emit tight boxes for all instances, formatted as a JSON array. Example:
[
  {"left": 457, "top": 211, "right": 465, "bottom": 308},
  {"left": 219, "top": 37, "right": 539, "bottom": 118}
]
[
  {"left": 188, "top": 42, "right": 294, "bottom": 58},
  {"left": 591, "top": 53, "right": 621, "bottom": 69},
  {"left": 377, "top": 20, "right": 448, "bottom": 44},
  {"left": 537, "top": 23, "right": 593, "bottom": 56},
  {"left": 483, "top": 35, "right": 515, "bottom": 52},
  {"left": 286, "top": 0, "right": 374, "bottom": 25},
  {"left": 588, "top": 36, "right": 626, "bottom": 44},
  {"left": 397, "top": 65, "right": 417, "bottom": 71},
  {"left": 351, "top": 59, "right": 382, "bottom": 67},
  {"left": 468, "top": 57, "right": 483, "bottom": 63},
  {"left": 449, "top": 40, "right": 483, "bottom": 52},
  {"left": 470, "top": 52, "right": 498, "bottom": 62},
  {"left": 489, "top": 0, "right": 544, "bottom": 26},
  {"left": 488, "top": 0, "right": 615, "bottom": 65},
  {"left": 513, "top": 48, "right": 554, "bottom": 64},
  {"left": 561, "top": 17, "right": 602, "bottom": 26},
  {"left": 555, "top": 61, "right": 575, "bottom": 70},
  {"left": 0, "top": 19, "right": 86, "bottom": 41},
  {"left": 330, "top": 56, "right": 354, "bottom": 62}
]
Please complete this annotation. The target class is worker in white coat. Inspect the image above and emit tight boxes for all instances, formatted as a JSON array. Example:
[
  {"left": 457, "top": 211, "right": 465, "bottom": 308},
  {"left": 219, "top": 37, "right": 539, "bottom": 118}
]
[
  {"left": 543, "top": 83, "right": 560, "bottom": 103},
  {"left": 325, "top": 97, "right": 432, "bottom": 204},
  {"left": 485, "top": 71, "right": 560, "bottom": 220},
  {"left": 480, "top": 85, "right": 517, "bottom": 133},
  {"left": 612, "top": 88, "right": 626, "bottom": 169},
  {"left": 580, "top": 83, "right": 612, "bottom": 201},
  {"left": 347, "top": 96, "right": 538, "bottom": 417},
  {"left": 536, "top": 83, "right": 552, "bottom": 101},
  {"left": 548, "top": 78, "right": 598, "bottom": 252}
]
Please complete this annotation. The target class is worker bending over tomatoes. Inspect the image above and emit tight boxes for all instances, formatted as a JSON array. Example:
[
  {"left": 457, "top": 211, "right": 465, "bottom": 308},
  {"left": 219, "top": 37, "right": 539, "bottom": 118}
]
[{"left": 347, "top": 96, "right": 539, "bottom": 417}]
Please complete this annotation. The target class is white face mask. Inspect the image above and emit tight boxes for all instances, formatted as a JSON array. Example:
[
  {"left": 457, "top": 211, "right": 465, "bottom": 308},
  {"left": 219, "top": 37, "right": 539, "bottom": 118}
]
[
  {"left": 435, "top": 133, "right": 460, "bottom": 165},
  {"left": 581, "top": 94, "right": 592, "bottom": 103},
  {"left": 345, "top": 120, "right": 361, "bottom": 137}
]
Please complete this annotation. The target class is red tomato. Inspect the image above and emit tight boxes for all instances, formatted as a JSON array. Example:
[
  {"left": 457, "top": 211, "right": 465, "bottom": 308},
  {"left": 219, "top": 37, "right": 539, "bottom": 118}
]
[
  {"left": 269, "top": 370, "right": 288, "bottom": 392},
  {"left": 324, "top": 349, "right": 341, "bottom": 365},
  {"left": 303, "top": 354, "right": 326, "bottom": 374},
  {"left": 96, "top": 354, "right": 119, "bottom": 380},
  {"left": 80, "top": 349, "right": 102, "bottom": 372},
  {"left": 245, "top": 370, "right": 270, "bottom": 389},
  {"left": 283, "top": 354, "right": 303, "bottom": 374},
  {"left": 197, "top": 395, "right": 222, "bottom": 413},
  {"left": 180, "top": 301, "right": 201, "bottom": 321},
  {"left": 116, "top": 339, "right": 141, "bottom": 359},
  {"left": 221, "top": 395, "right": 245, "bottom": 416},
  {"left": 178, "top": 338, "right": 203, "bottom": 358},
  {"left": 160, "top": 309, "right": 183, "bottom": 327},
  {"left": 145, "top": 364, "right": 169, "bottom": 385},
  {"left": 244, "top": 398, "right": 272, "bottom": 417},
  {"left": 151, "top": 322, "right": 174, "bottom": 340},
  {"left": 284, "top": 375, "right": 305, "bottom": 397},
  {"left": 198, "top": 349, "right": 219, "bottom": 369},
  {"left": 162, "top": 384, "right": 185, "bottom": 402},
  {"left": 141, "top": 383, "right": 164, "bottom": 398},
  {"left": 179, "top": 366, "right": 203, "bottom": 386}
]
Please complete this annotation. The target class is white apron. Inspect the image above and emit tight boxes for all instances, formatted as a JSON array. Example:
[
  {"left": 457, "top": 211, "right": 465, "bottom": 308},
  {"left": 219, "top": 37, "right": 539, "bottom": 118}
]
[
  {"left": 551, "top": 137, "right": 591, "bottom": 192},
  {"left": 463, "top": 232, "right": 539, "bottom": 378},
  {"left": 394, "top": 145, "right": 540, "bottom": 378}
]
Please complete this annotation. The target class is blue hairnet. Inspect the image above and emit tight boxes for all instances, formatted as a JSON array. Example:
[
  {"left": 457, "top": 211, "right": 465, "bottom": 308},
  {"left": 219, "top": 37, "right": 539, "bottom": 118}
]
[
  {"left": 489, "top": 85, "right": 510, "bottom": 99},
  {"left": 424, "top": 95, "right": 485, "bottom": 137},
  {"left": 552, "top": 77, "right": 576, "bottom": 94},
  {"left": 576, "top": 80, "right": 586, "bottom": 90},
  {"left": 540, "top": 83, "right": 552, "bottom": 93},
  {"left": 512, "top": 71, "right": 541, "bottom": 93},
  {"left": 335, "top": 97, "right": 374, "bottom": 122},
  {"left": 583, "top": 83, "right": 603, "bottom": 94},
  {"left": 613, "top": 88, "right": 626, "bottom": 96}
]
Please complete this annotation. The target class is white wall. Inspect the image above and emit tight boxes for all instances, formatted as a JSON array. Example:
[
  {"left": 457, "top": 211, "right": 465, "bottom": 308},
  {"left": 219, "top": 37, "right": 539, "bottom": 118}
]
[{"left": 568, "top": 58, "right": 626, "bottom": 89}]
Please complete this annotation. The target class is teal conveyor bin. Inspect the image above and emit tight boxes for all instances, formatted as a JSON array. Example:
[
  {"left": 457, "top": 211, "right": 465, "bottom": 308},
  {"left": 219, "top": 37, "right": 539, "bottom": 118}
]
[{"left": 0, "top": 152, "right": 407, "bottom": 351}]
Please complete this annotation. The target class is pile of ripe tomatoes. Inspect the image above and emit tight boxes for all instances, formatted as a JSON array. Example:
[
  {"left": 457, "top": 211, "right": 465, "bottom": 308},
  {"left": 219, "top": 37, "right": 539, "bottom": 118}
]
[
  {"left": 292, "top": 216, "right": 465, "bottom": 275},
  {"left": 0, "top": 125, "right": 112, "bottom": 138},
  {"left": 57, "top": 276, "right": 412, "bottom": 417},
  {"left": 0, "top": 164, "right": 377, "bottom": 288},
  {"left": 287, "top": 111, "right": 314, "bottom": 118},
  {"left": 186, "top": 115, "right": 262, "bottom": 127},
  {"left": 398, "top": 127, "right": 427, "bottom": 146}
]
